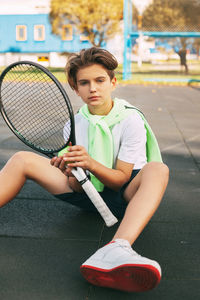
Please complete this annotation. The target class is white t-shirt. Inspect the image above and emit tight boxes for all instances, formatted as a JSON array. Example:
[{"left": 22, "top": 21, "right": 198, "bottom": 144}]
[{"left": 64, "top": 110, "right": 147, "bottom": 170}]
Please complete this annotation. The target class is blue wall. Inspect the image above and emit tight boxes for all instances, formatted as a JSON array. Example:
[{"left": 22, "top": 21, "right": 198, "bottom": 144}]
[{"left": 0, "top": 14, "right": 90, "bottom": 53}]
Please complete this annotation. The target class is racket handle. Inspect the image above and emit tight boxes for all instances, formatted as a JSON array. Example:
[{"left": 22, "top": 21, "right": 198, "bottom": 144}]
[
  {"left": 71, "top": 167, "right": 118, "bottom": 227},
  {"left": 81, "top": 180, "right": 118, "bottom": 227}
]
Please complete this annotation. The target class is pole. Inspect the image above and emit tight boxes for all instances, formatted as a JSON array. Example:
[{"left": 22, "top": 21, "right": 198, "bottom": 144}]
[
  {"left": 123, "top": 0, "right": 132, "bottom": 80},
  {"left": 137, "top": 14, "right": 143, "bottom": 68}
]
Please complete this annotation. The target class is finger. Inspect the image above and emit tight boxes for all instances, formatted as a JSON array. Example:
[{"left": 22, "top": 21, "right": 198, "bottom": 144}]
[
  {"left": 67, "top": 161, "right": 87, "bottom": 168},
  {"left": 59, "top": 159, "right": 68, "bottom": 171},
  {"left": 68, "top": 145, "right": 84, "bottom": 152},
  {"left": 50, "top": 156, "right": 57, "bottom": 165},
  {"left": 50, "top": 156, "right": 58, "bottom": 166},
  {"left": 63, "top": 155, "right": 86, "bottom": 163},
  {"left": 53, "top": 157, "right": 62, "bottom": 168},
  {"left": 63, "top": 151, "right": 86, "bottom": 159}
]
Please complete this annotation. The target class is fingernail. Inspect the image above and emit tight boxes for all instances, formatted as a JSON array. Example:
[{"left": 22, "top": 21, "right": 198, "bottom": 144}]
[{"left": 63, "top": 157, "right": 69, "bottom": 161}]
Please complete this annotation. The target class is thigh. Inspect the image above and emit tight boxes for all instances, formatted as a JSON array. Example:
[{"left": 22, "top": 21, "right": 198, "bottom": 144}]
[
  {"left": 21, "top": 151, "right": 73, "bottom": 195},
  {"left": 56, "top": 169, "right": 142, "bottom": 219},
  {"left": 123, "top": 162, "right": 168, "bottom": 202},
  {"left": 123, "top": 169, "right": 142, "bottom": 202}
]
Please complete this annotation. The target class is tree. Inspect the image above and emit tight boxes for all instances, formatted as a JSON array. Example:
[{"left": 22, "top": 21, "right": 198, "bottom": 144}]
[
  {"left": 141, "top": 0, "right": 200, "bottom": 72},
  {"left": 49, "top": 0, "right": 123, "bottom": 47},
  {"left": 142, "top": 0, "right": 200, "bottom": 32}
]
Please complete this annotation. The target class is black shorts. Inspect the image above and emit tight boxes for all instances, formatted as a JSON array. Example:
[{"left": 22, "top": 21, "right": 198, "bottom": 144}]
[{"left": 54, "top": 169, "right": 141, "bottom": 219}]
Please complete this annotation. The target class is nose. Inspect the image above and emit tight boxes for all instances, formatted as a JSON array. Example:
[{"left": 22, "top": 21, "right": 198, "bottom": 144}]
[{"left": 89, "top": 81, "right": 97, "bottom": 92}]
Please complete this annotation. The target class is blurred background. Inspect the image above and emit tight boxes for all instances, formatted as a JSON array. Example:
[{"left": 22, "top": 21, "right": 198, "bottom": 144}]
[{"left": 0, "top": 0, "right": 199, "bottom": 84}]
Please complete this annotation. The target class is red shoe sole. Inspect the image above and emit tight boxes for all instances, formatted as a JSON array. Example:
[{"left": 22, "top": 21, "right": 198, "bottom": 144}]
[{"left": 80, "top": 264, "right": 161, "bottom": 292}]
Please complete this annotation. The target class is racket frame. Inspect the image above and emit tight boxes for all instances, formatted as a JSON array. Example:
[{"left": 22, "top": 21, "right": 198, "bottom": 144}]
[{"left": 0, "top": 60, "right": 76, "bottom": 157}]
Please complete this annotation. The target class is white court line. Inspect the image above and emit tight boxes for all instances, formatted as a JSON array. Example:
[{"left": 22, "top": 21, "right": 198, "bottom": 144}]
[{"left": 161, "top": 134, "right": 200, "bottom": 153}]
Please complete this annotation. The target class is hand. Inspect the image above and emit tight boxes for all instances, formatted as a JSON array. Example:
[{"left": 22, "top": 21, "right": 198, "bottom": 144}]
[
  {"left": 62, "top": 145, "right": 94, "bottom": 172},
  {"left": 50, "top": 155, "right": 73, "bottom": 177}
]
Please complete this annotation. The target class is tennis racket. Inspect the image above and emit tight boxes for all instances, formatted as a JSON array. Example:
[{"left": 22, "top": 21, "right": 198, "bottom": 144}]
[{"left": 0, "top": 61, "right": 118, "bottom": 227}]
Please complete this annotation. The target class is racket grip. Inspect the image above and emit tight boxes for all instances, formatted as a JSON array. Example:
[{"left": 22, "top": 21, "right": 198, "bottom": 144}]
[
  {"left": 81, "top": 180, "right": 118, "bottom": 227},
  {"left": 71, "top": 167, "right": 118, "bottom": 227}
]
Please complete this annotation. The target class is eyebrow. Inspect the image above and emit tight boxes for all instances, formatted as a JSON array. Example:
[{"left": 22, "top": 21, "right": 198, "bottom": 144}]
[{"left": 77, "top": 76, "right": 106, "bottom": 83}]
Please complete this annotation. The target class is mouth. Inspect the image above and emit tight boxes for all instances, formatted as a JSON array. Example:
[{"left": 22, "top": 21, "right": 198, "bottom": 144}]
[{"left": 88, "top": 96, "right": 100, "bottom": 100}]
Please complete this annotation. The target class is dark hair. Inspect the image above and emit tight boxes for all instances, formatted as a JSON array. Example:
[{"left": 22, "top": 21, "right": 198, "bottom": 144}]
[{"left": 66, "top": 47, "right": 118, "bottom": 90}]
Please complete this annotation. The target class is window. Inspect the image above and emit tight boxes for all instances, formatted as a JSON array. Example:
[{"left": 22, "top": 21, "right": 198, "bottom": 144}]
[
  {"left": 38, "top": 56, "right": 49, "bottom": 62},
  {"left": 62, "top": 25, "right": 73, "bottom": 41},
  {"left": 34, "top": 25, "right": 45, "bottom": 41},
  {"left": 80, "top": 31, "right": 89, "bottom": 41},
  {"left": 16, "top": 25, "right": 27, "bottom": 41}
]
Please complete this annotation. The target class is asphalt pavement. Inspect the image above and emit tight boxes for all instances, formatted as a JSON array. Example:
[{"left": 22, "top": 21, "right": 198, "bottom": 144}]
[{"left": 0, "top": 84, "right": 200, "bottom": 300}]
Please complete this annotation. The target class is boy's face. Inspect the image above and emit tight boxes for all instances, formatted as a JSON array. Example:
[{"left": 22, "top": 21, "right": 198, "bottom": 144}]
[{"left": 75, "top": 64, "right": 116, "bottom": 114}]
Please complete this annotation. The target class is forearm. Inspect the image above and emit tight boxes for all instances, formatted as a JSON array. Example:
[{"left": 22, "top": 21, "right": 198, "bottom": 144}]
[
  {"left": 68, "top": 166, "right": 125, "bottom": 192},
  {"left": 89, "top": 159, "right": 131, "bottom": 191},
  {"left": 62, "top": 145, "right": 133, "bottom": 191}
]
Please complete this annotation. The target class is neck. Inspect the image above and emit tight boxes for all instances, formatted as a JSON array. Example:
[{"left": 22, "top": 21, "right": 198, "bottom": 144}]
[{"left": 88, "top": 100, "right": 113, "bottom": 115}]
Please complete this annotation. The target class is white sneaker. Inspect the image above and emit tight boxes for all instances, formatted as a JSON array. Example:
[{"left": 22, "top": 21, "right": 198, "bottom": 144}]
[{"left": 80, "top": 239, "right": 161, "bottom": 292}]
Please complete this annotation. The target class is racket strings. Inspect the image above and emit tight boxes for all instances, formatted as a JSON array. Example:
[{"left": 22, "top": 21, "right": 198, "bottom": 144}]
[
  {"left": 2, "top": 67, "right": 59, "bottom": 142},
  {"left": 1, "top": 64, "right": 72, "bottom": 152}
]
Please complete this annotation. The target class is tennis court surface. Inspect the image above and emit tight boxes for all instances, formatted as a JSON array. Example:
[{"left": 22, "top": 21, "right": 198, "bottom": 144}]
[{"left": 0, "top": 84, "right": 199, "bottom": 299}]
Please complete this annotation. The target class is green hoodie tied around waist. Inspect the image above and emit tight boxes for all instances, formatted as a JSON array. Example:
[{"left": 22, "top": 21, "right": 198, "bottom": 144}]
[{"left": 79, "top": 98, "right": 162, "bottom": 192}]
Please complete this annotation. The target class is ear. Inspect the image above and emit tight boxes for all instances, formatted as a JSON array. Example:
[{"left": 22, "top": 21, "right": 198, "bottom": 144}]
[
  {"left": 111, "top": 76, "right": 117, "bottom": 91},
  {"left": 74, "top": 88, "right": 80, "bottom": 96}
]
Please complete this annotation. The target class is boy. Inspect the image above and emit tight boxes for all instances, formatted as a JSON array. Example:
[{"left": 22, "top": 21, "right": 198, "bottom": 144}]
[{"left": 0, "top": 47, "right": 169, "bottom": 292}]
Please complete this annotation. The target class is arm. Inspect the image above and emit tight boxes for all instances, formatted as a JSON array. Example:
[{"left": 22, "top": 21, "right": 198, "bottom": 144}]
[
  {"left": 62, "top": 145, "right": 134, "bottom": 191},
  {"left": 89, "top": 158, "right": 134, "bottom": 191},
  {"left": 50, "top": 148, "right": 133, "bottom": 192}
]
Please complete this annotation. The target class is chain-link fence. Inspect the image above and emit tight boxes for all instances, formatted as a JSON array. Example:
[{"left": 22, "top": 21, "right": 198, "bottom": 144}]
[{"left": 130, "top": 1, "right": 200, "bottom": 82}]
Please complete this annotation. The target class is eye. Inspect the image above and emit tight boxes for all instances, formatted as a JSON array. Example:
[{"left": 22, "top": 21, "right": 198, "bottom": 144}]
[
  {"left": 96, "top": 78, "right": 105, "bottom": 83},
  {"left": 79, "top": 81, "right": 88, "bottom": 86}
]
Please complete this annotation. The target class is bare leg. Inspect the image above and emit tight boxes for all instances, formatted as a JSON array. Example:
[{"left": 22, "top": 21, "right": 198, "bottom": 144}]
[
  {"left": 113, "top": 162, "right": 169, "bottom": 245},
  {"left": 0, "top": 151, "right": 72, "bottom": 207},
  {"left": 81, "top": 162, "right": 168, "bottom": 292}
]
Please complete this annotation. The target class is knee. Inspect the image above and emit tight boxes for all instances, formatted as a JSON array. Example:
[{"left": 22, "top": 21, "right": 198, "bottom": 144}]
[
  {"left": 144, "top": 161, "right": 169, "bottom": 181},
  {"left": 11, "top": 151, "right": 26, "bottom": 162},
  {"left": 9, "top": 151, "right": 32, "bottom": 168}
]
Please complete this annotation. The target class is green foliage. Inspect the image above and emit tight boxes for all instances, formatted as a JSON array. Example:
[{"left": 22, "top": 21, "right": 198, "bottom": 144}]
[
  {"left": 49, "top": 0, "right": 123, "bottom": 47},
  {"left": 142, "top": 0, "right": 200, "bottom": 31}
]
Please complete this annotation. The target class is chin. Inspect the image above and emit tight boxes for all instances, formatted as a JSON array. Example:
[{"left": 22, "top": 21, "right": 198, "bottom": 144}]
[{"left": 89, "top": 101, "right": 101, "bottom": 106}]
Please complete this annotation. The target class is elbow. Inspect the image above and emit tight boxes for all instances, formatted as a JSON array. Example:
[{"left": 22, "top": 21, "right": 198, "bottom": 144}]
[{"left": 111, "top": 174, "right": 131, "bottom": 192}]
